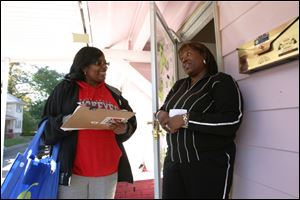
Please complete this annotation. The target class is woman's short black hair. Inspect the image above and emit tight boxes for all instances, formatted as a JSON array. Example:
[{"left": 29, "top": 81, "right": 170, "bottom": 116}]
[
  {"left": 66, "top": 46, "right": 104, "bottom": 81},
  {"left": 178, "top": 41, "right": 218, "bottom": 75}
]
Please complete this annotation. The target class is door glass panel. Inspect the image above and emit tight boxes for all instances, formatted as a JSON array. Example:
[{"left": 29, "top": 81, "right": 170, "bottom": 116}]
[
  {"left": 150, "top": 2, "right": 177, "bottom": 198},
  {"left": 155, "top": 9, "right": 177, "bottom": 177}
]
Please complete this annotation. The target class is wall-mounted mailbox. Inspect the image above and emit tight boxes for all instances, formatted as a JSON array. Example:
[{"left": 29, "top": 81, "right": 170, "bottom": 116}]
[{"left": 238, "top": 17, "right": 299, "bottom": 74}]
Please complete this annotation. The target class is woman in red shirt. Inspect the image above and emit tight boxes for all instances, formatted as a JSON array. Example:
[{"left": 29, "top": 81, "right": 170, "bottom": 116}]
[{"left": 42, "top": 46, "right": 137, "bottom": 199}]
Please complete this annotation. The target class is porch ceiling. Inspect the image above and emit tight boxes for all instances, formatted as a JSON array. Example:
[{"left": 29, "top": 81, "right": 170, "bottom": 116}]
[{"left": 1, "top": 1, "right": 200, "bottom": 65}]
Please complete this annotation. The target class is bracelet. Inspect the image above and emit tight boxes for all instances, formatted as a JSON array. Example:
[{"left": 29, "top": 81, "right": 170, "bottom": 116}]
[{"left": 182, "top": 113, "right": 189, "bottom": 128}]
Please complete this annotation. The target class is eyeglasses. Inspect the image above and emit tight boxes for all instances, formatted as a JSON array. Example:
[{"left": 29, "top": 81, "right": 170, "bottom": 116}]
[{"left": 94, "top": 61, "right": 110, "bottom": 67}]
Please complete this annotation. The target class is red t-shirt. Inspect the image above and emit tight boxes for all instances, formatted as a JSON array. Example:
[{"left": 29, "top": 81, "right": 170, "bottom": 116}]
[{"left": 72, "top": 81, "right": 122, "bottom": 177}]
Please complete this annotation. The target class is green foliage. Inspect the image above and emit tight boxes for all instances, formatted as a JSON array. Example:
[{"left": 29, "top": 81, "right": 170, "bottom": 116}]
[
  {"left": 29, "top": 100, "right": 46, "bottom": 121},
  {"left": 8, "top": 64, "right": 65, "bottom": 136},
  {"left": 8, "top": 62, "right": 32, "bottom": 101},
  {"left": 22, "top": 111, "right": 38, "bottom": 136},
  {"left": 31, "top": 66, "right": 64, "bottom": 99},
  {"left": 28, "top": 66, "right": 63, "bottom": 126}
]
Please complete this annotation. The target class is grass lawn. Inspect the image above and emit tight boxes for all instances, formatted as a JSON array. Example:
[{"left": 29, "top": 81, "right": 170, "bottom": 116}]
[{"left": 4, "top": 136, "right": 33, "bottom": 147}]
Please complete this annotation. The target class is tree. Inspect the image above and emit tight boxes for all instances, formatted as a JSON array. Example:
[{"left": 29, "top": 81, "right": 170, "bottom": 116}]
[
  {"left": 8, "top": 62, "right": 32, "bottom": 101},
  {"left": 7, "top": 63, "right": 64, "bottom": 135},
  {"left": 27, "top": 66, "right": 64, "bottom": 126},
  {"left": 30, "top": 66, "right": 64, "bottom": 100}
]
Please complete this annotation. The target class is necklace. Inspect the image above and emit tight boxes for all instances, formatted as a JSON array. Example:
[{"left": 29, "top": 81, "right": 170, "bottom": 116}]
[
  {"left": 191, "top": 80, "right": 197, "bottom": 87},
  {"left": 189, "top": 78, "right": 200, "bottom": 90}
]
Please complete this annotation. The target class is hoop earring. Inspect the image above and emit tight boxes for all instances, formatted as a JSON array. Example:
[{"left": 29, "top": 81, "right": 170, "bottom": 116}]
[{"left": 203, "top": 59, "right": 206, "bottom": 64}]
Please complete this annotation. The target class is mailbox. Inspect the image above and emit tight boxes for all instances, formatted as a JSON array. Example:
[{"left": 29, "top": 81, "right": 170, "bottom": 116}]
[{"left": 238, "top": 17, "right": 299, "bottom": 74}]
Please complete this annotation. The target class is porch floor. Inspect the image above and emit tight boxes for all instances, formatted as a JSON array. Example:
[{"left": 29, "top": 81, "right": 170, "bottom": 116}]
[{"left": 115, "top": 179, "right": 154, "bottom": 199}]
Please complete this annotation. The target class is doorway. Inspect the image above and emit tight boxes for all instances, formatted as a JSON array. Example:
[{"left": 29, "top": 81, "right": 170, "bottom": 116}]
[
  {"left": 149, "top": 1, "right": 222, "bottom": 198},
  {"left": 178, "top": 19, "right": 217, "bottom": 79}
]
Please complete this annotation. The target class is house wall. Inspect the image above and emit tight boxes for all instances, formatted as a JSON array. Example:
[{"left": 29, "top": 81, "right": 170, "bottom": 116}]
[
  {"left": 6, "top": 103, "right": 23, "bottom": 135},
  {"left": 218, "top": 1, "right": 299, "bottom": 198},
  {"left": 6, "top": 104, "right": 15, "bottom": 117}
]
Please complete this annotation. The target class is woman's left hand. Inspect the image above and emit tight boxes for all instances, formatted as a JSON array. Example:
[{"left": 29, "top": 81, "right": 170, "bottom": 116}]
[{"left": 109, "top": 121, "right": 128, "bottom": 135}]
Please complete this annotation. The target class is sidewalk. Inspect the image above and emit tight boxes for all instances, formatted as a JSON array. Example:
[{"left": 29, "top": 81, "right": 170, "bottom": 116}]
[{"left": 3, "top": 142, "right": 29, "bottom": 156}]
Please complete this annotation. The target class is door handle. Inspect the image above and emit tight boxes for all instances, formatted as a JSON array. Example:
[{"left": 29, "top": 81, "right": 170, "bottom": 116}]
[{"left": 147, "top": 119, "right": 162, "bottom": 140}]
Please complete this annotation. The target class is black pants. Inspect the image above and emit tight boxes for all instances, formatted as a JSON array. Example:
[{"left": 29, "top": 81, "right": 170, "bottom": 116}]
[{"left": 162, "top": 144, "right": 236, "bottom": 199}]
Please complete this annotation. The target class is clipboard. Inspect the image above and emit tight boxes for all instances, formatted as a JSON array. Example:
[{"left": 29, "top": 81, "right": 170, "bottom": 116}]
[{"left": 61, "top": 106, "right": 135, "bottom": 131}]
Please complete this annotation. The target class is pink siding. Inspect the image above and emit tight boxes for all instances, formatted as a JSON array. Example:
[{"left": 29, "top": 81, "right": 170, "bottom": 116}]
[
  {"left": 221, "top": 1, "right": 299, "bottom": 57},
  {"left": 238, "top": 61, "right": 299, "bottom": 111},
  {"left": 236, "top": 108, "right": 299, "bottom": 152},
  {"left": 235, "top": 146, "right": 299, "bottom": 197},
  {"left": 233, "top": 175, "right": 296, "bottom": 199},
  {"left": 219, "top": 1, "right": 299, "bottom": 198},
  {"left": 218, "top": 1, "right": 259, "bottom": 30}
]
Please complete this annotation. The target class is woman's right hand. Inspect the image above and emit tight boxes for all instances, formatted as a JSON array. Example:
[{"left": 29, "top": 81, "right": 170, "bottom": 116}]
[{"left": 156, "top": 110, "right": 170, "bottom": 132}]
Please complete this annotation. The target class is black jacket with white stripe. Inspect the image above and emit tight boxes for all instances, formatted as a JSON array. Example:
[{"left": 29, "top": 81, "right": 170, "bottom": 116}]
[{"left": 160, "top": 72, "right": 243, "bottom": 163}]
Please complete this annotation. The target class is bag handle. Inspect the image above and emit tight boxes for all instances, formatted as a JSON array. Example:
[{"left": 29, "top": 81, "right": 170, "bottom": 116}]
[
  {"left": 23, "top": 119, "right": 60, "bottom": 162},
  {"left": 51, "top": 143, "right": 59, "bottom": 161},
  {"left": 24, "top": 120, "right": 48, "bottom": 157}
]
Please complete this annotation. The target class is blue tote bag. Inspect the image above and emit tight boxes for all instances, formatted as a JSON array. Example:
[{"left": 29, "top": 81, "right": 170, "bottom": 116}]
[{"left": 1, "top": 120, "right": 60, "bottom": 199}]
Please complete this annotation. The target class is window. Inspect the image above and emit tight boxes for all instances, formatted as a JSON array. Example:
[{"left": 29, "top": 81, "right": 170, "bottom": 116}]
[
  {"left": 15, "top": 120, "right": 21, "bottom": 128},
  {"left": 16, "top": 104, "right": 22, "bottom": 113},
  {"left": 6, "top": 105, "right": 13, "bottom": 114}
]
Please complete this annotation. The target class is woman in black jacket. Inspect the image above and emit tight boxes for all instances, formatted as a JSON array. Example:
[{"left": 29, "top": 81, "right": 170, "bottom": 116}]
[
  {"left": 42, "top": 46, "right": 137, "bottom": 199},
  {"left": 156, "top": 41, "right": 243, "bottom": 199}
]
